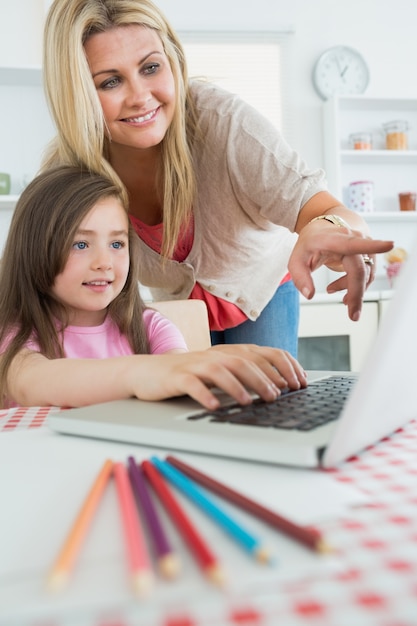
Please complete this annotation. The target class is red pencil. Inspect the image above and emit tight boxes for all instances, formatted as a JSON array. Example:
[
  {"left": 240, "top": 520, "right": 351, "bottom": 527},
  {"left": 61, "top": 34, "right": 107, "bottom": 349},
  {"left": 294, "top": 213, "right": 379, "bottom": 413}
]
[
  {"left": 141, "top": 460, "right": 226, "bottom": 586},
  {"left": 166, "top": 456, "right": 330, "bottom": 553}
]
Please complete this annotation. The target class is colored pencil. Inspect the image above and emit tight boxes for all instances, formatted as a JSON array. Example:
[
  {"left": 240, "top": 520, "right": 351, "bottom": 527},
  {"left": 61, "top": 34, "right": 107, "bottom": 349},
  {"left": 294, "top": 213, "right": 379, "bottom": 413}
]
[
  {"left": 127, "top": 456, "right": 180, "bottom": 579},
  {"left": 113, "top": 462, "right": 154, "bottom": 597},
  {"left": 151, "top": 457, "right": 271, "bottom": 564},
  {"left": 47, "top": 459, "right": 113, "bottom": 591},
  {"left": 141, "top": 459, "right": 225, "bottom": 586},
  {"left": 166, "top": 456, "right": 330, "bottom": 553}
]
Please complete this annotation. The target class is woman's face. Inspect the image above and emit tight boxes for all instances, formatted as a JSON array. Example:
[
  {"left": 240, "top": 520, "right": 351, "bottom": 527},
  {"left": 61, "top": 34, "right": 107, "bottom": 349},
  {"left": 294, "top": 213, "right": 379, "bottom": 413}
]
[{"left": 84, "top": 24, "right": 176, "bottom": 153}]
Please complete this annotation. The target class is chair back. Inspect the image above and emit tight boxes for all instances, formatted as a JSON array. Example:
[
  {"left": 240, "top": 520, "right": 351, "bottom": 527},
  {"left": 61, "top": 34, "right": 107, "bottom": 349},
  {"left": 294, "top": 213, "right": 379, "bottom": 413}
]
[{"left": 148, "top": 299, "right": 211, "bottom": 351}]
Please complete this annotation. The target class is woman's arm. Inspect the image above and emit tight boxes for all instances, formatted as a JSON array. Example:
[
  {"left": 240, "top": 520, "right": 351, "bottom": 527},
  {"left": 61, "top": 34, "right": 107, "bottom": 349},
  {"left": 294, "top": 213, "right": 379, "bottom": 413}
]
[
  {"left": 290, "top": 190, "right": 394, "bottom": 322},
  {"left": 6, "top": 345, "right": 307, "bottom": 410},
  {"left": 294, "top": 190, "right": 370, "bottom": 234}
]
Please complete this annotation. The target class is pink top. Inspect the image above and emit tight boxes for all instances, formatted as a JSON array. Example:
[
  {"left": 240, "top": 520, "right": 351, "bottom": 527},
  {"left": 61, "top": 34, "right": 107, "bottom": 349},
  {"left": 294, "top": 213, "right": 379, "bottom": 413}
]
[
  {"left": 24, "top": 309, "right": 187, "bottom": 358},
  {"left": 3, "top": 309, "right": 187, "bottom": 408}
]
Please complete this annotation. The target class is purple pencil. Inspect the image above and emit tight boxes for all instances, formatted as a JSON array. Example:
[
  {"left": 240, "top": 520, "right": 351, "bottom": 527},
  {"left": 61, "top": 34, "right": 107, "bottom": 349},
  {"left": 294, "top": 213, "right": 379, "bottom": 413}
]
[{"left": 127, "top": 456, "right": 180, "bottom": 579}]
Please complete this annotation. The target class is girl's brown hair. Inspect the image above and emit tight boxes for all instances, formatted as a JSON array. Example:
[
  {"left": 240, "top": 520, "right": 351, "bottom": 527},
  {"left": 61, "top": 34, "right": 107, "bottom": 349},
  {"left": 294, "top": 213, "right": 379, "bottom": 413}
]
[{"left": 0, "top": 166, "right": 149, "bottom": 407}]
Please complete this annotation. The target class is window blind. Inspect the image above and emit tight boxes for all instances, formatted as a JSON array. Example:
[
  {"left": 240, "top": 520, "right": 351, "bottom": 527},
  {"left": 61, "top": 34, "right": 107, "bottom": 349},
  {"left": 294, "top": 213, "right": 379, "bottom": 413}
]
[{"left": 179, "top": 31, "right": 294, "bottom": 136}]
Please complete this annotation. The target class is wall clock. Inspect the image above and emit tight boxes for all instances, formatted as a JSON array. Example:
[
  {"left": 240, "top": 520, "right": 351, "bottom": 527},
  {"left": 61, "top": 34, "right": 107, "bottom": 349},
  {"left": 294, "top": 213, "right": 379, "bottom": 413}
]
[{"left": 312, "top": 45, "right": 370, "bottom": 100}]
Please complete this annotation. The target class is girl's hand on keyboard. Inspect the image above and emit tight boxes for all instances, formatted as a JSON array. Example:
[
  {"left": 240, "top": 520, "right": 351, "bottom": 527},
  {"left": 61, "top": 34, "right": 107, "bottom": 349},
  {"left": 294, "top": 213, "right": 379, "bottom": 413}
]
[
  {"left": 210, "top": 344, "right": 308, "bottom": 393},
  {"left": 125, "top": 345, "right": 307, "bottom": 410},
  {"left": 9, "top": 344, "right": 306, "bottom": 410}
]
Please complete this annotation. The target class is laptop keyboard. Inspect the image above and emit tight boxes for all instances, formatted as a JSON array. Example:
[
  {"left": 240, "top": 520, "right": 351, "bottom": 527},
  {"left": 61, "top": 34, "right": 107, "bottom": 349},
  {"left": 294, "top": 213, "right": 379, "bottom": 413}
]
[{"left": 187, "top": 374, "right": 358, "bottom": 431}]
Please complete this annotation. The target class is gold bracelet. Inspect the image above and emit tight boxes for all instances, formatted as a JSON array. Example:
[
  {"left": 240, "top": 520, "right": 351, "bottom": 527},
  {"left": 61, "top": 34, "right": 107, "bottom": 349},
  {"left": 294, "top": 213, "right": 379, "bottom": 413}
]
[{"left": 309, "top": 214, "right": 350, "bottom": 228}]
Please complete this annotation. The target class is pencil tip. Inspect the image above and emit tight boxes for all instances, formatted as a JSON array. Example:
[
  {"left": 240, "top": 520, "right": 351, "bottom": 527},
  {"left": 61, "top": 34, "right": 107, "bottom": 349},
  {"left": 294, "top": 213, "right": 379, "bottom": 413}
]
[
  {"left": 159, "top": 553, "right": 181, "bottom": 579},
  {"left": 205, "top": 564, "right": 228, "bottom": 588},
  {"left": 132, "top": 570, "right": 154, "bottom": 597},
  {"left": 46, "top": 571, "right": 68, "bottom": 593},
  {"left": 316, "top": 539, "right": 334, "bottom": 554},
  {"left": 255, "top": 547, "right": 273, "bottom": 564}
]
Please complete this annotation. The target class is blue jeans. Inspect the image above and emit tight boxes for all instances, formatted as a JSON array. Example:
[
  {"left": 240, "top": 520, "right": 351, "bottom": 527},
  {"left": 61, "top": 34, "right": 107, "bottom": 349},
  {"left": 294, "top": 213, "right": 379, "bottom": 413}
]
[{"left": 210, "top": 279, "right": 300, "bottom": 357}]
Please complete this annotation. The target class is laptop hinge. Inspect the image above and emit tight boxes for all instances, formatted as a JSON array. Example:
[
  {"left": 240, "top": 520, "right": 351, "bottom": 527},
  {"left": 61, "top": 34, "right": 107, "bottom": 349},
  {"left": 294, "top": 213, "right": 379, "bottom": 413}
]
[{"left": 317, "top": 445, "right": 327, "bottom": 465}]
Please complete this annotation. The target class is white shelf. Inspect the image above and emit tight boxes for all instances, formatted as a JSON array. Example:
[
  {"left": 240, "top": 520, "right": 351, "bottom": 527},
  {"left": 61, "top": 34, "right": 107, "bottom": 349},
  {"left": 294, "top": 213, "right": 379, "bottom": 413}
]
[
  {"left": 364, "top": 211, "right": 417, "bottom": 222},
  {"left": 330, "top": 95, "right": 417, "bottom": 112},
  {"left": 340, "top": 149, "right": 417, "bottom": 164},
  {"left": 321, "top": 95, "right": 417, "bottom": 292},
  {"left": 0, "top": 66, "right": 42, "bottom": 86},
  {"left": 323, "top": 94, "right": 417, "bottom": 222},
  {"left": 0, "top": 65, "right": 54, "bottom": 196},
  {"left": 0, "top": 195, "right": 20, "bottom": 210}
]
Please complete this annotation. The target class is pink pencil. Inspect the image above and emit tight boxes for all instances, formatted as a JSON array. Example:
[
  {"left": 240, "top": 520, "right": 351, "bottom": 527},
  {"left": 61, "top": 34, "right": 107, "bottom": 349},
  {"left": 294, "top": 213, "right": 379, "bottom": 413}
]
[{"left": 113, "top": 462, "right": 154, "bottom": 597}]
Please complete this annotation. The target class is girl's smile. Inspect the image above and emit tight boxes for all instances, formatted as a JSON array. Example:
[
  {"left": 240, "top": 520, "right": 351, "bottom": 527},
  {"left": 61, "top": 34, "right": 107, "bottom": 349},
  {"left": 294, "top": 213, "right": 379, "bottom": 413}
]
[{"left": 83, "top": 280, "right": 114, "bottom": 292}]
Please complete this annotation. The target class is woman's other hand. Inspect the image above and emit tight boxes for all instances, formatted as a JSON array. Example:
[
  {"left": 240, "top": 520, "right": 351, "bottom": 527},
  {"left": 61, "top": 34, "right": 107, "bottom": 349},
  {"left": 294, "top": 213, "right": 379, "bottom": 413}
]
[{"left": 291, "top": 192, "right": 394, "bottom": 322}]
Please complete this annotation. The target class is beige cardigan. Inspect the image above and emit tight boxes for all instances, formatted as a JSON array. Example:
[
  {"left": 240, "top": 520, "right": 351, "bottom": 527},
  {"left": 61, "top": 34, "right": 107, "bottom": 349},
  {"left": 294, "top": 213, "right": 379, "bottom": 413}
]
[{"left": 137, "top": 80, "right": 327, "bottom": 321}]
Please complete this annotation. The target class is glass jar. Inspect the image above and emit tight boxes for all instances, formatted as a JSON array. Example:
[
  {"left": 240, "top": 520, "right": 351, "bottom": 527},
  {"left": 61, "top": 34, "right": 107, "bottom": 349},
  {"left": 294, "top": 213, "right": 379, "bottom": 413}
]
[
  {"left": 349, "top": 132, "right": 372, "bottom": 150},
  {"left": 398, "top": 192, "right": 416, "bottom": 212},
  {"left": 382, "top": 120, "right": 409, "bottom": 150}
]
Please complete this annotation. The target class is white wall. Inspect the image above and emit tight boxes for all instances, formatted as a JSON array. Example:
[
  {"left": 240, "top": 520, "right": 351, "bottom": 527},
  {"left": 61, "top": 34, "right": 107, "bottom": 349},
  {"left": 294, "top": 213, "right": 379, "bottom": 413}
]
[
  {"left": 156, "top": 0, "right": 417, "bottom": 170},
  {"left": 0, "top": 0, "right": 45, "bottom": 66},
  {"left": 1, "top": 0, "right": 417, "bottom": 173}
]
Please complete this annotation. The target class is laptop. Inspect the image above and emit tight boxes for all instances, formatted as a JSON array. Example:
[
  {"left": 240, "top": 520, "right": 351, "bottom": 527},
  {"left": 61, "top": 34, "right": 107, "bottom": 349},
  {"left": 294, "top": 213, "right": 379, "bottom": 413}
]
[{"left": 48, "top": 239, "right": 417, "bottom": 469}]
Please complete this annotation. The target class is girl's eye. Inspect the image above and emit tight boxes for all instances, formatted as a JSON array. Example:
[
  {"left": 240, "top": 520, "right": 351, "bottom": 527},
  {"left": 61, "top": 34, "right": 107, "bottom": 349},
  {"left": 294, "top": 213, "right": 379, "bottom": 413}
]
[
  {"left": 111, "top": 241, "right": 125, "bottom": 250},
  {"left": 73, "top": 241, "right": 87, "bottom": 250}
]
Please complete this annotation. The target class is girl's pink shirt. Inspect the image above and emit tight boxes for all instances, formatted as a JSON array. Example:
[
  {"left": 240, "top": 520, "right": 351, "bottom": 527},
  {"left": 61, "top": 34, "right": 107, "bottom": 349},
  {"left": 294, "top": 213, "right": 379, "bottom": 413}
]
[
  {"left": 23, "top": 309, "right": 187, "bottom": 357},
  {"left": 3, "top": 309, "right": 188, "bottom": 408}
]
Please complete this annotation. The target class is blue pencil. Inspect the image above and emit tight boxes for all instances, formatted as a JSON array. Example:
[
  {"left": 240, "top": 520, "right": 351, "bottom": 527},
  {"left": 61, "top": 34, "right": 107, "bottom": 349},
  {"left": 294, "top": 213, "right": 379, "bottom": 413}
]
[{"left": 150, "top": 457, "right": 271, "bottom": 563}]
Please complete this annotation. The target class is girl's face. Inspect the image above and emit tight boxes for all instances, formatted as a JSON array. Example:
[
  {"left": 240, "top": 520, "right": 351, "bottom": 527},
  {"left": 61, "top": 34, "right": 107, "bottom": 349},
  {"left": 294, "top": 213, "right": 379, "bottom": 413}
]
[
  {"left": 84, "top": 24, "right": 176, "bottom": 154},
  {"left": 52, "top": 197, "right": 130, "bottom": 326}
]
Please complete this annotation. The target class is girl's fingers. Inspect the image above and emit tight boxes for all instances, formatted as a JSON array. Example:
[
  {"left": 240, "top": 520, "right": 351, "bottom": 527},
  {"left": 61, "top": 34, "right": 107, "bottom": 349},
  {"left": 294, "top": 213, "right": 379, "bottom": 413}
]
[
  {"left": 172, "top": 357, "right": 280, "bottom": 408},
  {"left": 132, "top": 350, "right": 304, "bottom": 409},
  {"left": 211, "top": 344, "right": 307, "bottom": 390}
]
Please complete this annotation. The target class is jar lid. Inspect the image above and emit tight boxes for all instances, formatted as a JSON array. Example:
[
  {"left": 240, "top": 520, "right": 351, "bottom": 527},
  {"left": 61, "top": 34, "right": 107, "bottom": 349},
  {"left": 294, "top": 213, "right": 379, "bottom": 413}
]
[
  {"left": 349, "top": 132, "right": 371, "bottom": 139},
  {"left": 382, "top": 119, "right": 409, "bottom": 132}
]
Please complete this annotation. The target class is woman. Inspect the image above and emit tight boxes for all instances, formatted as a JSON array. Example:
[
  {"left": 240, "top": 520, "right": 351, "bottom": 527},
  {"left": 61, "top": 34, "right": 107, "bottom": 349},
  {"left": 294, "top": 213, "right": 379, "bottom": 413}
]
[{"left": 41, "top": 0, "right": 393, "bottom": 356}]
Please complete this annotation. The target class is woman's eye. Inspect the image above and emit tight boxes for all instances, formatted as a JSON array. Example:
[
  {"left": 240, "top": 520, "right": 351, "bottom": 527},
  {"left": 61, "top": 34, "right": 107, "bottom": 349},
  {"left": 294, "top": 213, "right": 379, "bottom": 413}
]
[
  {"left": 100, "top": 76, "right": 120, "bottom": 90},
  {"left": 73, "top": 241, "right": 87, "bottom": 250},
  {"left": 143, "top": 63, "right": 159, "bottom": 75},
  {"left": 111, "top": 241, "right": 125, "bottom": 250}
]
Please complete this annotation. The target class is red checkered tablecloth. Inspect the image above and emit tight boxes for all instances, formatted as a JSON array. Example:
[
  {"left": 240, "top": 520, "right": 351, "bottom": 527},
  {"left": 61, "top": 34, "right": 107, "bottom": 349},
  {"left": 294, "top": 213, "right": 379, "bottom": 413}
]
[
  {"left": 1, "top": 407, "right": 417, "bottom": 626},
  {"left": 0, "top": 405, "right": 57, "bottom": 431}
]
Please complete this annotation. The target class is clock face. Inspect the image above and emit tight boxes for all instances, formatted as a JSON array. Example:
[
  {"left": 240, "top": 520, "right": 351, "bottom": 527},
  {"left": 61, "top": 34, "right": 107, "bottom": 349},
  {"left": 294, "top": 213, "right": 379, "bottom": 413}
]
[{"left": 312, "top": 46, "right": 370, "bottom": 100}]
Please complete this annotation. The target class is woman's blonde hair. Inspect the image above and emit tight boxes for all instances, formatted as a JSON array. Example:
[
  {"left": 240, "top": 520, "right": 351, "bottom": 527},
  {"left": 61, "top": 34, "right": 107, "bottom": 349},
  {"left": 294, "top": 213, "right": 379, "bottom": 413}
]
[
  {"left": 0, "top": 166, "right": 149, "bottom": 408},
  {"left": 43, "top": 0, "right": 197, "bottom": 258}
]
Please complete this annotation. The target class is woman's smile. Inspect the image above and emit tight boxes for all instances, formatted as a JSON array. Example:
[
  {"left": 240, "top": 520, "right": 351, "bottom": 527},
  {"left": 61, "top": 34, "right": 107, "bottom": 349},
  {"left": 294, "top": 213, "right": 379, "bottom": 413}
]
[{"left": 122, "top": 107, "right": 160, "bottom": 124}]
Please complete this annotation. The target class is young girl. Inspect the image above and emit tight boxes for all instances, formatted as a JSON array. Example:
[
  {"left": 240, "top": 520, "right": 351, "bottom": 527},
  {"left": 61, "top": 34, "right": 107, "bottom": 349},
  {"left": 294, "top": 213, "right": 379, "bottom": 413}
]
[{"left": 0, "top": 166, "right": 307, "bottom": 410}]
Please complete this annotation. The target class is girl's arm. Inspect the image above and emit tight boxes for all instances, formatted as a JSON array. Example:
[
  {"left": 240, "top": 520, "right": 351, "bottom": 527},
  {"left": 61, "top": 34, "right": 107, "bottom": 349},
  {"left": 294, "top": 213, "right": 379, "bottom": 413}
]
[{"left": 6, "top": 346, "right": 307, "bottom": 410}]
